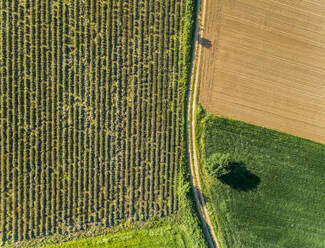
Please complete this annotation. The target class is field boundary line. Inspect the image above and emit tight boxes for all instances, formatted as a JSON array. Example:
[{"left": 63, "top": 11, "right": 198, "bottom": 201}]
[{"left": 186, "top": 0, "right": 220, "bottom": 247}]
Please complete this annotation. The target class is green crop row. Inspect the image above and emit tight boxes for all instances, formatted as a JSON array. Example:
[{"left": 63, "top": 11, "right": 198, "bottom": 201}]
[{"left": 0, "top": 0, "right": 192, "bottom": 245}]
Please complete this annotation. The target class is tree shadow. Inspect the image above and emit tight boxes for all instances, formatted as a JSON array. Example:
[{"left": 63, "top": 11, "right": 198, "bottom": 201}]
[
  {"left": 219, "top": 162, "right": 260, "bottom": 192},
  {"left": 198, "top": 35, "right": 212, "bottom": 48},
  {"left": 193, "top": 186, "right": 209, "bottom": 207},
  {"left": 191, "top": 186, "right": 217, "bottom": 247}
]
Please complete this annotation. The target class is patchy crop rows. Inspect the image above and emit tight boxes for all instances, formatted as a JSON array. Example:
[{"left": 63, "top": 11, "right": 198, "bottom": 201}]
[{"left": 0, "top": 0, "right": 186, "bottom": 243}]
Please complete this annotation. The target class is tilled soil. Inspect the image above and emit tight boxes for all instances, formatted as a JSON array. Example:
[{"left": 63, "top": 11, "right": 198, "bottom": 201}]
[{"left": 199, "top": 0, "right": 325, "bottom": 144}]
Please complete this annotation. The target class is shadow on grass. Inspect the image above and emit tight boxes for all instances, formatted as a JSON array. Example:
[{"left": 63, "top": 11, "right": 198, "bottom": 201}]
[
  {"left": 193, "top": 186, "right": 210, "bottom": 207},
  {"left": 220, "top": 162, "right": 260, "bottom": 192}
]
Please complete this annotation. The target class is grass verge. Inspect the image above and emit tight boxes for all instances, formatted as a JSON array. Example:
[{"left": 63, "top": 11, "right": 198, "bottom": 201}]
[
  {"left": 45, "top": 225, "right": 188, "bottom": 248},
  {"left": 176, "top": 0, "right": 208, "bottom": 247}
]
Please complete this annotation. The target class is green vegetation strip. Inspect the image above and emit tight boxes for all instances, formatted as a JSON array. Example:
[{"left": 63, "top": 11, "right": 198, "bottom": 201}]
[
  {"left": 176, "top": 0, "right": 208, "bottom": 247},
  {"left": 45, "top": 226, "right": 187, "bottom": 248},
  {"left": 196, "top": 107, "right": 325, "bottom": 248}
]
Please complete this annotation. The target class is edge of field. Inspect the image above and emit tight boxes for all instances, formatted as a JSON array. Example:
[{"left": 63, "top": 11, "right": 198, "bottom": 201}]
[
  {"left": 194, "top": 107, "right": 228, "bottom": 247},
  {"left": 44, "top": 225, "right": 190, "bottom": 248},
  {"left": 176, "top": 0, "right": 209, "bottom": 246},
  {"left": 187, "top": 0, "right": 221, "bottom": 246}
]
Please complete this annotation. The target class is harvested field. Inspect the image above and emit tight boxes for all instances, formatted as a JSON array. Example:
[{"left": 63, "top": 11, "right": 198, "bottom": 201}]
[{"left": 199, "top": 0, "right": 325, "bottom": 143}]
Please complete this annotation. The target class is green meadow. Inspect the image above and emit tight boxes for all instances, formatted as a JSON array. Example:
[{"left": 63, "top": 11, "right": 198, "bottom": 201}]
[
  {"left": 196, "top": 107, "right": 325, "bottom": 248},
  {"left": 44, "top": 225, "right": 188, "bottom": 248}
]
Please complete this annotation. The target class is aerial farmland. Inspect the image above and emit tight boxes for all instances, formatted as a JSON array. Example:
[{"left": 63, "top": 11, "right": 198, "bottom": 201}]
[
  {"left": 0, "top": 0, "right": 207, "bottom": 247},
  {"left": 1, "top": 0, "right": 325, "bottom": 247},
  {"left": 199, "top": 0, "right": 325, "bottom": 143},
  {"left": 195, "top": 0, "right": 325, "bottom": 247}
]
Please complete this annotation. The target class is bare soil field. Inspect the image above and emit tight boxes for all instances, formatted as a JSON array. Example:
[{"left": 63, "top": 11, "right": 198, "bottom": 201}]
[{"left": 199, "top": 0, "right": 325, "bottom": 143}]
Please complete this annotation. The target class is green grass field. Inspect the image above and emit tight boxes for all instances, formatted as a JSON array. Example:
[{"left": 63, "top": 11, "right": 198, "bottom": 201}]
[
  {"left": 44, "top": 225, "right": 188, "bottom": 248},
  {"left": 196, "top": 107, "right": 325, "bottom": 248}
]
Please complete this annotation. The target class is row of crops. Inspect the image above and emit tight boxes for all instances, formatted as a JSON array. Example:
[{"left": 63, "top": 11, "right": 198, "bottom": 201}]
[{"left": 0, "top": 0, "right": 187, "bottom": 243}]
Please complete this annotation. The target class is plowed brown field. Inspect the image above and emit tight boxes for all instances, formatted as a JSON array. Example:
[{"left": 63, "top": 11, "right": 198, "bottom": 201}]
[{"left": 199, "top": 0, "right": 325, "bottom": 143}]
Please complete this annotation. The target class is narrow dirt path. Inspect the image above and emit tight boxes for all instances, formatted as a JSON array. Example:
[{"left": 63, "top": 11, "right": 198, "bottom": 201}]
[{"left": 186, "top": 0, "right": 219, "bottom": 247}]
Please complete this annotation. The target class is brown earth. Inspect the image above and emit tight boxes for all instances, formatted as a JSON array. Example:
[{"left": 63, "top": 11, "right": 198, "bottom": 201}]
[{"left": 199, "top": 0, "right": 325, "bottom": 144}]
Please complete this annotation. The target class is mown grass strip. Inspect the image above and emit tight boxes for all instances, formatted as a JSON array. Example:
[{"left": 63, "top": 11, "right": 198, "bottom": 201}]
[{"left": 45, "top": 225, "right": 187, "bottom": 248}]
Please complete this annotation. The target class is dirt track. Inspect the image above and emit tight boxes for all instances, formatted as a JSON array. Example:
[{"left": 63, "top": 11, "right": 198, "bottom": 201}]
[
  {"left": 199, "top": 0, "right": 325, "bottom": 144},
  {"left": 187, "top": 0, "right": 219, "bottom": 247}
]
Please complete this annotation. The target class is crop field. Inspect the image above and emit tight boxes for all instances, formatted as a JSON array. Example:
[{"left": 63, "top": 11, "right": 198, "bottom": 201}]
[
  {"left": 196, "top": 109, "right": 325, "bottom": 247},
  {"left": 198, "top": 0, "right": 325, "bottom": 143},
  {"left": 0, "top": 0, "right": 193, "bottom": 244}
]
